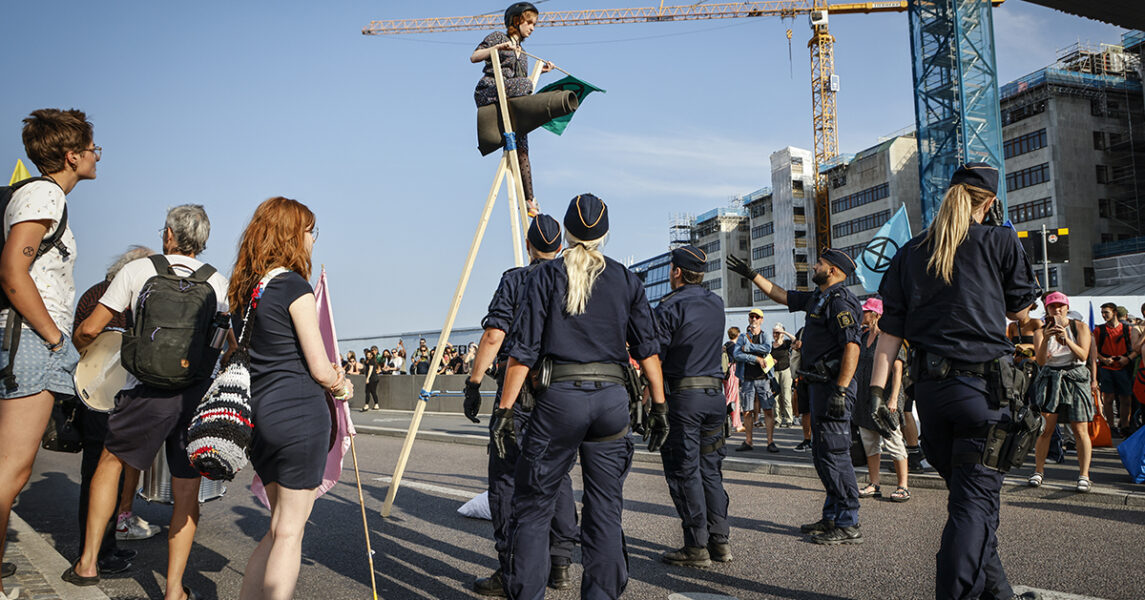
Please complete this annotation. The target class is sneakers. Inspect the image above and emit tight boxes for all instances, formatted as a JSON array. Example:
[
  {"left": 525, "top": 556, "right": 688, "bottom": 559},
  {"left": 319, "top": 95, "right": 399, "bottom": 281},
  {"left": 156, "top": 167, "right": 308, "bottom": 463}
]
[
  {"left": 547, "top": 562, "right": 572, "bottom": 590},
  {"left": 707, "top": 541, "right": 733, "bottom": 563},
  {"left": 766, "top": 442, "right": 779, "bottom": 453},
  {"left": 1, "top": 562, "right": 14, "bottom": 578},
  {"left": 116, "top": 514, "right": 160, "bottom": 541},
  {"left": 793, "top": 439, "right": 812, "bottom": 452},
  {"left": 1077, "top": 476, "right": 1092, "bottom": 493},
  {"left": 1027, "top": 472, "right": 1044, "bottom": 488},
  {"left": 97, "top": 553, "right": 131, "bottom": 576},
  {"left": 473, "top": 569, "right": 507, "bottom": 597},
  {"left": 661, "top": 546, "right": 711, "bottom": 568},
  {"left": 811, "top": 525, "right": 863, "bottom": 545},
  {"left": 799, "top": 518, "right": 834, "bottom": 534}
]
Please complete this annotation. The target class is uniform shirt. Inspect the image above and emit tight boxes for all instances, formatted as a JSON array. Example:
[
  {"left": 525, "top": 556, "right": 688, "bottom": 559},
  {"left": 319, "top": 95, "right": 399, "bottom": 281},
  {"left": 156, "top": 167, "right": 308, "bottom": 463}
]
[
  {"left": 787, "top": 282, "right": 862, "bottom": 366},
  {"left": 652, "top": 284, "right": 725, "bottom": 380},
  {"left": 507, "top": 256, "right": 660, "bottom": 367},
  {"left": 480, "top": 260, "right": 544, "bottom": 364},
  {"left": 878, "top": 223, "right": 1040, "bottom": 364}
]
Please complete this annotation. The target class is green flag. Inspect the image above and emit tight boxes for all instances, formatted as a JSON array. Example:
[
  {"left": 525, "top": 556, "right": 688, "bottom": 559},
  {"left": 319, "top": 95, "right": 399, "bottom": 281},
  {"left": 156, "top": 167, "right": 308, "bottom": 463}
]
[{"left": 536, "top": 75, "right": 605, "bottom": 135}]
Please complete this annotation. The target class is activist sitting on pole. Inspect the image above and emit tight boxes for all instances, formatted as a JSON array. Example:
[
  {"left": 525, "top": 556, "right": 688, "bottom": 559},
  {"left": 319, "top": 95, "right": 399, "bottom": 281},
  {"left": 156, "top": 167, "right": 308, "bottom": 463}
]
[
  {"left": 470, "top": 2, "right": 555, "bottom": 217},
  {"left": 1029, "top": 291, "right": 1095, "bottom": 493},
  {"left": 229, "top": 197, "right": 351, "bottom": 600}
]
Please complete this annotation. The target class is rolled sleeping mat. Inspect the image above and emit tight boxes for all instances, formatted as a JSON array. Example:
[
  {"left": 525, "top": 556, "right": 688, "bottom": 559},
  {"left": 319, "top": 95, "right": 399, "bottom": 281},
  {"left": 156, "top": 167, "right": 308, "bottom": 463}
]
[{"left": 477, "top": 89, "right": 579, "bottom": 156}]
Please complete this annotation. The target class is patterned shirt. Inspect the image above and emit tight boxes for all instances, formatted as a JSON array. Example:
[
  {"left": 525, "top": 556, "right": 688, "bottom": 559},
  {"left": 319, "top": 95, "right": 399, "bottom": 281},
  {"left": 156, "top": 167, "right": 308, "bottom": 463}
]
[{"left": 3, "top": 180, "right": 77, "bottom": 333}]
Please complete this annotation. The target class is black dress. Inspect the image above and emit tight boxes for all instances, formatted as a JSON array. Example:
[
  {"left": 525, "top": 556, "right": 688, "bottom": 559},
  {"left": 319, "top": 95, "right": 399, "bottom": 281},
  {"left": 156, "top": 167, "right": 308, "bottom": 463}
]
[{"left": 244, "top": 272, "right": 330, "bottom": 490}]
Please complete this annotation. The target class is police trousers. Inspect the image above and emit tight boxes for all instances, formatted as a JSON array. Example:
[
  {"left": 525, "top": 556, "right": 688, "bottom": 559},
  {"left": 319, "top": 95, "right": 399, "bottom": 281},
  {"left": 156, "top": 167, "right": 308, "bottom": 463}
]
[
  {"left": 504, "top": 381, "right": 634, "bottom": 600},
  {"left": 916, "top": 376, "right": 1013, "bottom": 600},
  {"left": 807, "top": 380, "right": 860, "bottom": 527},
  {"left": 659, "top": 387, "right": 729, "bottom": 548},
  {"left": 488, "top": 388, "right": 578, "bottom": 567}
]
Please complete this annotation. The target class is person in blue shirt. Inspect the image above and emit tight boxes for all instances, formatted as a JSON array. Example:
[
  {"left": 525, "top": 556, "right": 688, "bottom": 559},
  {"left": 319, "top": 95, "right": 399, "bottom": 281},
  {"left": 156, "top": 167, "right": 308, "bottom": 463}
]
[
  {"left": 494, "top": 194, "right": 666, "bottom": 600},
  {"left": 463, "top": 215, "right": 579, "bottom": 595},
  {"left": 651, "top": 245, "right": 731, "bottom": 568},
  {"left": 869, "top": 163, "right": 1041, "bottom": 600},
  {"left": 728, "top": 248, "right": 864, "bottom": 545}
]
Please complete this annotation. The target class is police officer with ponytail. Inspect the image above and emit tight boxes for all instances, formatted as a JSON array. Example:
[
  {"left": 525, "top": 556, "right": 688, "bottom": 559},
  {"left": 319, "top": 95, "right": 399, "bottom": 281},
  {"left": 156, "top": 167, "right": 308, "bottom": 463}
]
[
  {"left": 464, "top": 215, "right": 579, "bottom": 595},
  {"left": 869, "top": 163, "right": 1041, "bottom": 600},
  {"left": 494, "top": 194, "right": 666, "bottom": 600}
]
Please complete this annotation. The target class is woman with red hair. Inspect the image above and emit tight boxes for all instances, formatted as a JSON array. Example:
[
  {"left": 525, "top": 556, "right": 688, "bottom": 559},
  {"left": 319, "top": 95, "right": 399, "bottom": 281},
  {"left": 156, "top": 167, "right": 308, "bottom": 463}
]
[{"left": 231, "top": 197, "right": 351, "bottom": 600}]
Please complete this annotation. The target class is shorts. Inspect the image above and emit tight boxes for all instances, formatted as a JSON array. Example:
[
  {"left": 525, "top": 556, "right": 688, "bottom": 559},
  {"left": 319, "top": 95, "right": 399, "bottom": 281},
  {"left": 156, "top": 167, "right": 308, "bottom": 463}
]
[
  {"left": 1097, "top": 368, "right": 1132, "bottom": 396},
  {"left": 105, "top": 382, "right": 209, "bottom": 479},
  {"left": 0, "top": 327, "right": 79, "bottom": 400},
  {"left": 858, "top": 425, "right": 907, "bottom": 461},
  {"left": 740, "top": 378, "right": 774, "bottom": 412}
]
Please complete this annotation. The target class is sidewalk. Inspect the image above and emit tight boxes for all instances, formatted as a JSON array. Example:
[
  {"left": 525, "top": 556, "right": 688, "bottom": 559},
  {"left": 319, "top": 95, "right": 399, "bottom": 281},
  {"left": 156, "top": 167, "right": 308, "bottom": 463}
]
[
  {"left": 352, "top": 407, "right": 1145, "bottom": 508},
  {"left": 3, "top": 511, "right": 107, "bottom": 600}
]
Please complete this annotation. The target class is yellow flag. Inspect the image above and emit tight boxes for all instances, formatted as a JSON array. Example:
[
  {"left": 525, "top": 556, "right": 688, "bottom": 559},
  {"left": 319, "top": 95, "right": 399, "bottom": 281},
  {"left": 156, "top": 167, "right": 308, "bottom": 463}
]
[{"left": 9, "top": 159, "right": 32, "bottom": 185}]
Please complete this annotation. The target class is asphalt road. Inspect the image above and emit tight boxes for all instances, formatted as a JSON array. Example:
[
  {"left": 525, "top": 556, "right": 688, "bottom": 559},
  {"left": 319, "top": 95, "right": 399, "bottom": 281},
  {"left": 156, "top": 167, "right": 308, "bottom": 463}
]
[{"left": 18, "top": 431, "right": 1145, "bottom": 600}]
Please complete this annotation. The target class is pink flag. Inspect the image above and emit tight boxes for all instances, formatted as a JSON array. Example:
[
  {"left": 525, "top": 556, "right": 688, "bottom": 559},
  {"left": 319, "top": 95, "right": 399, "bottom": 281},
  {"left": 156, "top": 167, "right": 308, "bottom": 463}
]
[{"left": 251, "top": 266, "right": 356, "bottom": 509}]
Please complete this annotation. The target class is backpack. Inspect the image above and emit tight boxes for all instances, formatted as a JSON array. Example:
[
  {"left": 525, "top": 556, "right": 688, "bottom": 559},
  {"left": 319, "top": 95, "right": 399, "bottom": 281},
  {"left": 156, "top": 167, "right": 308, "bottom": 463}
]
[
  {"left": 120, "top": 255, "right": 221, "bottom": 390},
  {"left": 1095, "top": 320, "right": 1131, "bottom": 359}
]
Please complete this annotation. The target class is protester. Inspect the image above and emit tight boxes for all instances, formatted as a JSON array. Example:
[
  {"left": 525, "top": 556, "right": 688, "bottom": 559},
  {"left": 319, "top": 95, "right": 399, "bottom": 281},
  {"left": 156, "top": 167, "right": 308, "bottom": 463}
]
[
  {"left": 362, "top": 348, "right": 380, "bottom": 411},
  {"left": 772, "top": 323, "right": 796, "bottom": 427},
  {"left": 413, "top": 339, "right": 431, "bottom": 375},
  {"left": 380, "top": 349, "right": 396, "bottom": 376},
  {"left": 732, "top": 309, "right": 776, "bottom": 452},
  {"left": 229, "top": 197, "right": 350, "bottom": 600},
  {"left": 870, "top": 163, "right": 1041, "bottom": 599},
  {"left": 393, "top": 347, "right": 406, "bottom": 374},
  {"left": 0, "top": 109, "right": 92, "bottom": 596},
  {"left": 852, "top": 298, "right": 910, "bottom": 502},
  {"left": 66, "top": 205, "right": 229, "bottom": 600},
  {"left": 723, "top": 327, "right": 742, "bottom": 432},
  {"left": 345, "top": 351, "right": 361, "bottom": 375},
  {"left": 1029, "top": 292, "right": 1094, "bottom": 492},
  {"left": 791, "top": 329, "right": 813, "bottom": 452},
  {"left": 1095, "top": 302, "right": 1137, "bottom": 437}
]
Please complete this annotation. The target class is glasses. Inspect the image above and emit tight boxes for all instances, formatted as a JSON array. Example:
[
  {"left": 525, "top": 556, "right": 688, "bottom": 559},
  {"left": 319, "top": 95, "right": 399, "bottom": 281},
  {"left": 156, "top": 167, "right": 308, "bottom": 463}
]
[
  {"left": 748, "top": 315, "right": 762, "bottom": 320},
  {"left": 309, "top": 226, "right": 319, "bottom": 241},
  {"left": 79, "top": 146, "right": 102, "bottom": 160}
]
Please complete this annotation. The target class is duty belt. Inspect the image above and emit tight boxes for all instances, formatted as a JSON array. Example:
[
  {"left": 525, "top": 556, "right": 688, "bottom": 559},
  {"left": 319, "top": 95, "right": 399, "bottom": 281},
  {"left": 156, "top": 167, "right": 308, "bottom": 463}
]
[
  {"left": 668, "top": 376, "right": 723, "bottom": 393},
  {"left": 550, "top": 362, "right": 626, "bottom": 384},
  {"left": 915, "top": 351, "right": 990, "bottom": 381}
]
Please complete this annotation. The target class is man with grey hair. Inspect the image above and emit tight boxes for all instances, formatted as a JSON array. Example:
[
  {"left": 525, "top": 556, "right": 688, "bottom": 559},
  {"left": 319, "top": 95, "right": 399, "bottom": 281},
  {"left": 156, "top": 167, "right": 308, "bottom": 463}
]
[{"left": 64, "top": 205, "right": 231, "bottom": 600}]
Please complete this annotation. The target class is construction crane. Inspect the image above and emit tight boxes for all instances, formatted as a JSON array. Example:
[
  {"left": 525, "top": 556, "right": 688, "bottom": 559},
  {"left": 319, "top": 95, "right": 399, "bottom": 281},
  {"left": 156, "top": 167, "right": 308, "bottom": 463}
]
[{"left": 363, "top": 0, "right": 1004, "bottom": 248}]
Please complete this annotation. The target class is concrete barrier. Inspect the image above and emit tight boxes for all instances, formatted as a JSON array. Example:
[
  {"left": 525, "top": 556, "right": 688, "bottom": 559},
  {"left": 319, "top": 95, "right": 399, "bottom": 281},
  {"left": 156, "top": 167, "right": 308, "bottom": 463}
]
[{"left": 345, "top": 373, "right": 496, "bottom": 412}]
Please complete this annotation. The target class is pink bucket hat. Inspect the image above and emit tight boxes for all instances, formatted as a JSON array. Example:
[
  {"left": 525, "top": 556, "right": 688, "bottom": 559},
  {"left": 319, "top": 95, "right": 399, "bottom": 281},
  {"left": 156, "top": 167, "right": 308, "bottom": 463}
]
[
  {"left": 1043, "top": 291, "right": 1069, "bottom": 307},
  {"left": 861, "top": 298, "right": 883, "bottom": 315}
]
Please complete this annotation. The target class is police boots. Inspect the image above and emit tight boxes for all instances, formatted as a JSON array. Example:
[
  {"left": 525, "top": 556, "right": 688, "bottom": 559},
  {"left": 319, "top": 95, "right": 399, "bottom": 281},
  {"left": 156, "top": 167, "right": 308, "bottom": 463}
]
[
  {"left": 661, "top": 546, "right": 712, "bottom": 568},
  {"left": 707, "top": 541, "right": 733, "bottom": 563},
  {"left": 473, "top": 569, "right": 507, "bottom": 597},
  {"left": 547, "top": 560, "right": 573, "bottom": 590}
]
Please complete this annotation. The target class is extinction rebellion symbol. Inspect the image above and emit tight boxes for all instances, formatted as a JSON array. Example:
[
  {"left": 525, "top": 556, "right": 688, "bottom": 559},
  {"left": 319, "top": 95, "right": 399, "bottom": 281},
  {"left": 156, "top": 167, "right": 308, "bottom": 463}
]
[{"left": 862, "top": 237, "right": 900, "bottom": 274}]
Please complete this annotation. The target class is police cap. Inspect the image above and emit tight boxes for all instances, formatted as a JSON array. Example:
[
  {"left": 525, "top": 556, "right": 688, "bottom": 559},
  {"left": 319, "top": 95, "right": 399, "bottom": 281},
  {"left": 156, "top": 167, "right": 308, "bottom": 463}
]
[
  {"left": 820, "top": 248, "right": 856, "bottom": 276},
  {"left": 950, "top": 162, "right": 998, "bottom": 195},
  {"left": 671, "top": 245, "right": 706, "bottom": 273},
  {"left": 564, "top": 194, "right": 609, "bottom": 241},
  {"left": 527, "top": 214, "right": 561, "bottom": 253}
]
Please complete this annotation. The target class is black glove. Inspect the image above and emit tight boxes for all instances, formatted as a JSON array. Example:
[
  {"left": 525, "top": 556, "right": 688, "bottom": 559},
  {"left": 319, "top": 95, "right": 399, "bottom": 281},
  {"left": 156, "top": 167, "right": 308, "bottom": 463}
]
[
  {"left": 647, "top": 402, "right": 669, "bottom": 452},
  {"left": 869, "top": 385, "right": 898, "bottom": 437},
  {"left": 726, "top": 255, "right": 755, "bottom": 280},
  {"left": 490, "top": 406, "right": 516, "bottom": 460},
  {"left": 463, "top": 380, "right": 482, "bottom": 423},
  {"left": 827, "top": 385, "right": 848, "bottom": 420}
]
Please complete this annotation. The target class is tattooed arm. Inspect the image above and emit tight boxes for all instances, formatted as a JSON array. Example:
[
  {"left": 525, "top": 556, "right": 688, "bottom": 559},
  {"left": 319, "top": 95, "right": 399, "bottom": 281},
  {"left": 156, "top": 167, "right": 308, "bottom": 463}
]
[{"left": 0, "top": 220, "right": 63, "bottom": 346}]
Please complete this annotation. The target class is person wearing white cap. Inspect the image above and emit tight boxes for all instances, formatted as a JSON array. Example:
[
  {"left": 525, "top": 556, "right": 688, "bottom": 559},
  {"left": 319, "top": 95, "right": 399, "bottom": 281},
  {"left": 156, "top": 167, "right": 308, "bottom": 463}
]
[{"left": 771, "top": 324, "right": 796, "bottom": 427}]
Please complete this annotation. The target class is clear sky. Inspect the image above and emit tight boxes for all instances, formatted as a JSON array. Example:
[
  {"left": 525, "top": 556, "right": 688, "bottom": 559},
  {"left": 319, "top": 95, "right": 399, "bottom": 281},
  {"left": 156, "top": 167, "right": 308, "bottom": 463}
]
[{"left": 1, "top": 1, "right": 1125, "bottom": 339}]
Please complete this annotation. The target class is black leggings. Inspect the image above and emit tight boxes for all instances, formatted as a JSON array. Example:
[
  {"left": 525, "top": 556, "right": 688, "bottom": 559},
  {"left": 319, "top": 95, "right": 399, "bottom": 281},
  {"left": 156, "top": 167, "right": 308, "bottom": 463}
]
[{"left": 365, "top": 379, "right": 380, "bottom": 407}]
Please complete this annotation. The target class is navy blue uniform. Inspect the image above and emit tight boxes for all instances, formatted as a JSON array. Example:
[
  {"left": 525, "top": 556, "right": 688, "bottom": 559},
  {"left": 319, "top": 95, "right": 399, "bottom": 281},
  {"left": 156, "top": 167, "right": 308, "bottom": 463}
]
[
  {"left": 504, "top": 256, "right": 660, "bottom": 600},
  {"left": 652, "top": 284, "right": 729, "bottom": 549},
  {"left": 879, "top": 224, "right": 1039, "bottom": 600},
  {"left": 788, "top": 283, "right": 863, "bottom": 528},
  {"left": 479, "top": 261, "right": 579, "bottom": 573}
]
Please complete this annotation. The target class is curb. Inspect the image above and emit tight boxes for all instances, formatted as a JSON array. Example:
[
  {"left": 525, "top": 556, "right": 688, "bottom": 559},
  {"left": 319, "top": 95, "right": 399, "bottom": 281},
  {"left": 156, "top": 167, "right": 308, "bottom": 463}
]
[
  {"left": 7, "top": 511, "right": 109, "bottom": 600},
  {"left": 355, "top": 425, "right": 1145, "bottom": 509}
]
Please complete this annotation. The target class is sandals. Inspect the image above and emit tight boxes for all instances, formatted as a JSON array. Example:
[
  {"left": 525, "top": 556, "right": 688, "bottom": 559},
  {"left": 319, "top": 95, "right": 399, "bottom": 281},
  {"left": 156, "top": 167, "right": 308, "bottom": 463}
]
[
  {"left": 889, "top": 487, "right": 911, "bottom": 502},
  {"left": 858, "top": 484, "right": 881, "bottom": 498},
  {"left": 1077, "top": 476, "right": 1092, "bottom": 493},
  {"left": 1027, "top": 472, "right": 1044, "bottom": 488}
]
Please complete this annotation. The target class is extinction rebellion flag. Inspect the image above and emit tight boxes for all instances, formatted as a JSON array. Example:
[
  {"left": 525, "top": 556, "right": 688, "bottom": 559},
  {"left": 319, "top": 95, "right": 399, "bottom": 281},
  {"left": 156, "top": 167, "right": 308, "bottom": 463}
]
[
  {"left": 536, "top": 75, "right": 606, "bottom": 135},
  {"left": 856, "top": 204, "right": 912, "bottom": 294}
]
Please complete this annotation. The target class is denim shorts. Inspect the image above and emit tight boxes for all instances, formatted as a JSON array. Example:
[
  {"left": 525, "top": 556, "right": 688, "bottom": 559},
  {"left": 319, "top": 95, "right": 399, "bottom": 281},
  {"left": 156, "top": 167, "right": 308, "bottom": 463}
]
[
  {"left": 740, "top": 378, "right": 775, "bottom": 412},
  {"left": 0, "top": 327, "right": 79, "bottom": 400}
]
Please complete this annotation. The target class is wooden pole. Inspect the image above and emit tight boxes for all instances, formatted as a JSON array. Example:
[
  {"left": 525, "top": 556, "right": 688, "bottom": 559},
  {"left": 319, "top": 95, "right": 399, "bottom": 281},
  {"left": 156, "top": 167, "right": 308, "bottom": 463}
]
[
  {"left": 381, "top": 156, "right": 509, "bottom": 517},
  {"left": 492, "top": 44, "right": 529, "bottom": 267},
  {"left": 348, "top": 433, "right": 379, "bottom": 600}
]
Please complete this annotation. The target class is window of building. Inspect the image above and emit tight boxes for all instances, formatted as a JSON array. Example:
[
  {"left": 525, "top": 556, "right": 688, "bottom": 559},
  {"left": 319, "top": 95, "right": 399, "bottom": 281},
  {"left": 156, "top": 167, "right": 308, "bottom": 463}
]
[
  {"left": 703, "top": 278, "right": 722, "bottom": 291},
  {"left": 1094, "top": 131, "right": 1106, "bottom": 150},
  {"left": 1002, "top": 129, "right": 1047, "bottom": 159},
  {"left": 698, "top": 240, "right": 721, "bottom": 255},
  {"left": 759, "top": 265, "right": 776, "bottom": 278},
  {"left": 1101, "top": 233, "right": 1114, "bottom": 243},
  {"left": 832, "top": 209, "right": 892, "bottom": 239},
  {"left": 705, "top": 260, "right": 722, "bottom": 273},
  {"left": 796, "top": 271, "right": 808, "bottom": 288},
  {"left": 1099, "top": 198, "right": 1111, "bottom": 218},
  {"left": 751, "top": 223, "right": 774, "bottom": 239},
  {"left": 1005, "top": 163, "right": 1050, "bottom": 191},
  {"left": 739, "top": 238, "right": 748, "bottom": 250},
  {"left": 1008, "top": 197, "right": 1053, "bottom": 224},
  {"left": 793, "top": 205, "right": 805, "bottom": 216},
  {"left": 753, "top": 289, "right": 767, "bottom": 302},
  {"left": 1002, "top": 100, "right": 1046, "bottom": 125},
  {"left": 752, "top": 244, "right": 775, "bottom": 260},
  {"left": 831, "top": 183, "right": 890, "bottom": 214},
  {"left": 1096, "top": 165, "right": 1110, "bottom": 184}
]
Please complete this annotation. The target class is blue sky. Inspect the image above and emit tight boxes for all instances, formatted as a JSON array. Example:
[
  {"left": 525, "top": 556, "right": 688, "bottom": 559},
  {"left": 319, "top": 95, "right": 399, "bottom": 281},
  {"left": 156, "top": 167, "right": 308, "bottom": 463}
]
[{"left": 1, "top": 1, "right": 1124, "bottom": 339}]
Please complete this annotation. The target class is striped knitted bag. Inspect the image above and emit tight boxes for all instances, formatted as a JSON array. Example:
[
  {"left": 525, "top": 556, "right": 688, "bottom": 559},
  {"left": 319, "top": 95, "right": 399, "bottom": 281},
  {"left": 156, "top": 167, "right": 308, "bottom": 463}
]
[{"left": 186, "top": 268, "right": 287, "bottom": 481}]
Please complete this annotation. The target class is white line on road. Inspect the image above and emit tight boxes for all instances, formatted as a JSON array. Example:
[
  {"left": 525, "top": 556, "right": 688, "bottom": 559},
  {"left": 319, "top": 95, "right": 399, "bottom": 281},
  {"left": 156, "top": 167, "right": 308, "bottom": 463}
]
[{"left": 374, "top": 476, "right": 479, "bottom": 500}]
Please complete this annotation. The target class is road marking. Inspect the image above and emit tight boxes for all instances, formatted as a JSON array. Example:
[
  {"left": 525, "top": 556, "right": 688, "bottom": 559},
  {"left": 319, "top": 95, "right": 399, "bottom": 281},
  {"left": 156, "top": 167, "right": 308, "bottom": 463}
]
[
  {"left": 370, "top": 418, "right": 405, "bottom": 423},
  {"left": 374, "top": 476, "right": 478, "bottom": 500},
  {"left": 668, "top": 594, "right": 738, "bottom": 600},
  {"left": 1014, "top": 586, "right": 1110, "bottom": 600}
]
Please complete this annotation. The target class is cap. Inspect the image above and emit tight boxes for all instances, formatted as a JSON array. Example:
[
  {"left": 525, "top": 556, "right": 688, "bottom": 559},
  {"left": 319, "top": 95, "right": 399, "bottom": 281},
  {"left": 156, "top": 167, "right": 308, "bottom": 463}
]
[
  {"left": 748, "top": 308, "right": 765, "bottom": 319},
  {"left": 773, "top": 323, "right": 785, "bottom": 333},
  {"left": 950, "top": 162, "right": 999, "bottom": 195},
  {"left": 1043, "top": 291, "right": 1069, "bottom": 307},
  {"left": 563, "top": 194, "right": 609, "bottom": 241},
  {"left": 527, "top": 214, "right": 561, "bottom": 253},
  {"left": 820, "top": 248, "right": 857, "bottom": 276},
  {"left": 504, "top": 2, "right": 537, "bottom": 29},
  {"left": 861, "top": 297, "right": 884, "bottom": 315},
  {"left": 671, "top": 245, "right": 706, "bottom": 273}
]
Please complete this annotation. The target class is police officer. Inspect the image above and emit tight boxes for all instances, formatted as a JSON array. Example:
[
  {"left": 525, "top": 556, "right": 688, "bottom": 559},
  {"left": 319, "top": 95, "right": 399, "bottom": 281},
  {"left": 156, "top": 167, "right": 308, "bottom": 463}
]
[
  {"left": 494, "top": 194, "right": 667, "bottom": 600},
  {"left": 652, "top": 245, "right": 731, "bottom": 567},
  {"left": 464, "top": 215, "right": 579, "bottom": 595},
  {"left": 868, "top": 163, "right": 1041, "bottom": 600},
  {"left": 728, "top": 248, "right": 864, "bottom": 544}
]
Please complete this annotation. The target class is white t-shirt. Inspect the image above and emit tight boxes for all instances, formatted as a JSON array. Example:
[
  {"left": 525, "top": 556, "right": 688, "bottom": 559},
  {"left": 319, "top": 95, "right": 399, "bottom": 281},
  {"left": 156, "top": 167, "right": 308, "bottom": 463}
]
[
  {"left": 2, "top": 180, "right": 77, "bottom": 333},
  {"left": 99, "top": 254, "right": 230, "bottom": 390}
]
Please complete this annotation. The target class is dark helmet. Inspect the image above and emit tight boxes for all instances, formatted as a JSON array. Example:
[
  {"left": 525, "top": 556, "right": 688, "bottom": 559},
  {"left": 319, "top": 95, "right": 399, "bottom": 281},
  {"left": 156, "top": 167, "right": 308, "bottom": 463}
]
[{"left": 504, "top": 2, "right": 538, "bottom": 29}]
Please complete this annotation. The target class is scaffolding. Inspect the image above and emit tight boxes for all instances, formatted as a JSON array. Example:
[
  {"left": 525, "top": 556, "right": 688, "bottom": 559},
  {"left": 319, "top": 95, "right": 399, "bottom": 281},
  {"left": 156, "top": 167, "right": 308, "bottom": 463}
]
[{"left": 669, "top": 213, "right": 694, "bottom": 248}]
